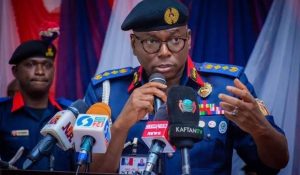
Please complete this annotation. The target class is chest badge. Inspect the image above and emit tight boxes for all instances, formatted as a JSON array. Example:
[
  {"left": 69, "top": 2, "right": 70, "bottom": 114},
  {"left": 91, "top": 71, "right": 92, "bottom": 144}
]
[
  {"left": 198, "top": 82, "right": 212, "bottom": 98},
  {"left": 218, "top": 121, "right": 227, "bottom": 134}
]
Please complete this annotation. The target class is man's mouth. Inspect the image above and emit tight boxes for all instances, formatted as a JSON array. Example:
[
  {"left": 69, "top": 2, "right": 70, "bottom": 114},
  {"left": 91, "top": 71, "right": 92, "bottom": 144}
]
[
  {"left": 155, "top": 64, "right": 173, "bottom": 73},
  {"left": 30, "top": 79, "right": 48, "bottom": 83}
]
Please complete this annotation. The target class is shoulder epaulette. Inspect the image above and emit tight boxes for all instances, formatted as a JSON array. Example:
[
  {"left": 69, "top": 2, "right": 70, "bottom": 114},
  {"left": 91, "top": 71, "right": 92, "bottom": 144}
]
[
  {"left": 0, "top": 97, "right": 11, "bottom": 103},
  {"left": 194, "top": 62, "right": 244, "bottom": 77},
  {"left": 92, "top": 67, "right": 134, "bottom": 86},
  {"left": 56, "top": 98, "right": 73, "bottom": 109}
]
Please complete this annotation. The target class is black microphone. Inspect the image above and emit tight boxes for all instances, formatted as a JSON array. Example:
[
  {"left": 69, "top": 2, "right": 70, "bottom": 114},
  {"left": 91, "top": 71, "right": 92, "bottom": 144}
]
[
  {"left": 149, "top": 73, "right": 166, "bottom": 113},
  {"left": 23, "top": 99, "right": 88, "bottom": 170},
  {"left": 167, "top": 86, "right": 203, "bottom": 175}
]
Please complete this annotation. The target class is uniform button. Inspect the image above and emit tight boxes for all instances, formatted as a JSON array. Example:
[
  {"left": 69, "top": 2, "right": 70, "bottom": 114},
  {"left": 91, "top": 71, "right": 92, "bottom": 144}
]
[{"left": 206, "top": 133, "right": 211, "bottom": 139}]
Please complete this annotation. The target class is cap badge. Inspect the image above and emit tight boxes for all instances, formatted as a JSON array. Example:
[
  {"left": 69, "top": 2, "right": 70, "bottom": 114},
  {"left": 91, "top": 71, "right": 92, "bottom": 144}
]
[
  {"left": 179, "top": 99, "right": 196, "bottom": 113},
  {"left": 198, "top": 82, "right": 212, "bottom": 98},
  {"left": 164, "top": 7, "right": 180, "bottom": 25},
  {"left": 45, "top": 47, "right": 54, "bottom": 57}
]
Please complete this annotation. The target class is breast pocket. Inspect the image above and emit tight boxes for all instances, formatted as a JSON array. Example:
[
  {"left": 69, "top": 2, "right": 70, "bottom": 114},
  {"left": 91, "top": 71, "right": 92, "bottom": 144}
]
[
  {"left": 191, "top": 115, "right": 231, "bottom": 168},
  {"left": 4, "top": 135, "right": 31, "bottom": 156}
]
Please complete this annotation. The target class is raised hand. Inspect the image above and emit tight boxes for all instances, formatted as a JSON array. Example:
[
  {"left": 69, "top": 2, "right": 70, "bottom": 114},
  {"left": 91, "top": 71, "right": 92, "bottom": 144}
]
[{"left": 218, "top": 78, "right": 269, "bottom": 135}]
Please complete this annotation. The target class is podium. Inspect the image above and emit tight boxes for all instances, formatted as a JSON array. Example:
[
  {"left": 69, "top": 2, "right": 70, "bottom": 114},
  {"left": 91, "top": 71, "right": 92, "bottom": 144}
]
[{"left": 0, "top": 169, "right": 118, "bottom": 175}]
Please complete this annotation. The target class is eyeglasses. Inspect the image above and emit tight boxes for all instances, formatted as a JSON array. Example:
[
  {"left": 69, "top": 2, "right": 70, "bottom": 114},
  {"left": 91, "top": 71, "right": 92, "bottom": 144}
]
[{"left": 132, "top": 34, "right": 188, "bottom": 54}]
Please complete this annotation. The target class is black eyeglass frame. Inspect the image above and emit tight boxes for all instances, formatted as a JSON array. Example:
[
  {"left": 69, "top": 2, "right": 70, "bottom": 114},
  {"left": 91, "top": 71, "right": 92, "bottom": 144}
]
[{"left": 132, "top": 32, "right": 189, "bottom": 54}]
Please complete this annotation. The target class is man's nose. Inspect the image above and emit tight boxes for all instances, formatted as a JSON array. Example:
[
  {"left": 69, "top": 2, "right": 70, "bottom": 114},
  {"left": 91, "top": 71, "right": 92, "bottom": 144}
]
[
  {"left": 35, "top": 64, "right": 45, "bottom": 75},
  {"left": 158, "top": 42, "right": 172, "bottom": 58}
]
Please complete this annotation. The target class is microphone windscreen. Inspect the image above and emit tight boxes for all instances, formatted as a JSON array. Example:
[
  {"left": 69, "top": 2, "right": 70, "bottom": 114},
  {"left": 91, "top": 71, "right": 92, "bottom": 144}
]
[
  {"left": 167, "top": 86, "right": 202, "bottom": 148},
  {"left": 69, "top": 99, "right": 89, "bottom": 115},
  {"left": 86, "top": 103, "right": 111, "bottom": 117},
  {"left": 149, "top": 73, "right": 166, "bottom": 85}
]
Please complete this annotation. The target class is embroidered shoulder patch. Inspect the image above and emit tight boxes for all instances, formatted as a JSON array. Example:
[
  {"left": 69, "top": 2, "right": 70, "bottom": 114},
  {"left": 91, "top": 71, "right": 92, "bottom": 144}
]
[
  {"left": 92, "top": 67, "right": 134, "bottom": 85},
  {"left": 195, "top": 62, "right": 244, "bottom": 77}
]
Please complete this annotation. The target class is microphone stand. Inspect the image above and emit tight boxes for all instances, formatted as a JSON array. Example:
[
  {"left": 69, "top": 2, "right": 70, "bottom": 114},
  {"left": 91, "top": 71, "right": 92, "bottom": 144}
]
[
  {"left": 49, "top": 154, "right": 55, "bottom": 171},
  {"left": 181, "top": 148, "right": 191, "bottom": 175},
  {"left": 85, "top": 150, "right": 92, "bottom": 173}
]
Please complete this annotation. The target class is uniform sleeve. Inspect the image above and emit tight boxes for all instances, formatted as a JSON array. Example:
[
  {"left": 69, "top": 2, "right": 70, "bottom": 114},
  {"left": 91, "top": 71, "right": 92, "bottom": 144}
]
[
  {"left": 232, "top": 73, "right": 281, "bottom": 174},
  {"left": 84, "top": 83, "right": 102, "bottom": 107}
]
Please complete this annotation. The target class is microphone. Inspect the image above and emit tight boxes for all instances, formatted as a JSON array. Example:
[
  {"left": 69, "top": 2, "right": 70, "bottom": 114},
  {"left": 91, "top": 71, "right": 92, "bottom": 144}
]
[
  {"left": 149, "top": 73, "right": 166, "bottom": 113},
  {"left": 22, "top": 99, "right": 88, "bottom": 170},
  {"left": 73, "top": 103, "right": 111, "bottom": 166},
  {"left": 167, "top": 86, "right": 203, "bottom": 175},
  {"left": 142, "top": 104, "right": 175, "bottom": 175}
]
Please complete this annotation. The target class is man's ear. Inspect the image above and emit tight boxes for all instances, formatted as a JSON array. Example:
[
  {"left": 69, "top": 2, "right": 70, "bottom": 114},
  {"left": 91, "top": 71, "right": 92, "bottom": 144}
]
[
  {"left": 130, "top": 34, "right": 137, "bottom": 55},
  {"left": 11, "top": 65, "right": 18, "bottom": 78},
  {"left": 187, "top": 29, "right": 192, "bottom": 50}
]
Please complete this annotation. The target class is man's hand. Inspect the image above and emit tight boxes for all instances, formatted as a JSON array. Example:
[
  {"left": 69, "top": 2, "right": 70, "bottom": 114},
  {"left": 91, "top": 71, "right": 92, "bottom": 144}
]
[
  {"left": 218, "top": 78, "right": 269, "bottom": 135},
  {"left": 116, "top": 82, "right": 167, "bottom": 130},
  {"left": 218, "top": 78, "right": 289, "bottom": 169}
]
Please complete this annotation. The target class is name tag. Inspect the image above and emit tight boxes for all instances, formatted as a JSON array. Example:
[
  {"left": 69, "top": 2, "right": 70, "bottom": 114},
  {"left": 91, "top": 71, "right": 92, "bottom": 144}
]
[
  {"left": 119, "top": 156, "right": 154, "bottom": 175},
  {"left": 11, "top": 130, "right": 29, "bottom": 136}
]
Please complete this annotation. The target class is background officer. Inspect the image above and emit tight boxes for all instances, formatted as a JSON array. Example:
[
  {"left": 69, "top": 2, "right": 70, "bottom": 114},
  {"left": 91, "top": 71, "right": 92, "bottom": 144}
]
[{"left": 0, "top": 31, "right": 74, "bottom": 171}]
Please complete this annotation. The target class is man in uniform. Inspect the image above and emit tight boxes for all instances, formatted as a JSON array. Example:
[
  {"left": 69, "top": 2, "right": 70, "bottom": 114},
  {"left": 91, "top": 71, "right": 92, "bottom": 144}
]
[
  {"left": 85, "top": 0, "right": 289, "bottom": 174},
  {"left": 0, "top": 36, "right": 74, "bottom": 171}
]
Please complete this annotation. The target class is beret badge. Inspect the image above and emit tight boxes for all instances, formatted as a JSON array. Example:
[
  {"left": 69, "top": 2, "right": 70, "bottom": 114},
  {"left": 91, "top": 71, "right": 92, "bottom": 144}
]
[
  {"left": 164, "top": 7, "right": 180, "bottom": 25},
  {"left": 45, "top": 47, "right": 54, "bottom": 57}
]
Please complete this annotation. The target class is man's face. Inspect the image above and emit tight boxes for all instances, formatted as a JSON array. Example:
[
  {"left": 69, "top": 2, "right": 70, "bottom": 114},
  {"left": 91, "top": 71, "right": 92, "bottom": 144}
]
[
  {"left": 12, "top": 57, "right": 54, "bottom": 95},
  {"left": 131, "top": 26, "right": 191, "bottom": 81}
]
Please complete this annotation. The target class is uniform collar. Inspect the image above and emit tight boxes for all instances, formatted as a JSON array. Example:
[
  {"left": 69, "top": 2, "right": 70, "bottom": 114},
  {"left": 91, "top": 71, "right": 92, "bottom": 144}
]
[
  {"left": 127, "top": 56, "right": 204, "bottom": 92},
  {"left": 186, "top": 55, "right": 204, "bottom": 87},
  {"left": 11, "top": 91, "right": 62, "bottom": 112},
  {"left": 128, "top": 66, "right": 144, "bottom": 92}
]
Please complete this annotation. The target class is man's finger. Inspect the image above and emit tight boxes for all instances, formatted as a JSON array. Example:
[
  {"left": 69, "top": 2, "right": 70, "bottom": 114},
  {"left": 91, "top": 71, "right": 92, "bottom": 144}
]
[
  {"left": 219, "top": 101, "right": 236, "bottom": 112},
  {"left": 218, "top": 93, "right": 245, "bottom": 109},
  {"left": 226, "top": 86, "right": 255, "bottom": 103},
  {"left": 234, "top": 78, "right": 248, "bottom": 91}
]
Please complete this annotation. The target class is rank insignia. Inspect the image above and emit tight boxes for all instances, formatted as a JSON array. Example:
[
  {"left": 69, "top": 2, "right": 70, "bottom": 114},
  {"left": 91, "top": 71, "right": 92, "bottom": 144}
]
[
  {"left": 164, "top": 7, "right": 179, "bottom": 25},
  {"left": 190, "top": 67, "right": 197, "bottom": 82},
  {"left": 198, "top": 82, "right": 212, "bottom": 98},
  {"left": 133, "top": 72, "right": 139, "bottom": 86}
]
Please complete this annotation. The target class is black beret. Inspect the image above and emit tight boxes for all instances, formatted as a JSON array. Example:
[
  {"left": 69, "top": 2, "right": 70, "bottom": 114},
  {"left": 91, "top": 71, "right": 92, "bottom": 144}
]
[
  {"left": 9, "top": 40, "right": 56, "bottom": 65},
  {"left": 121, "top": 0, "right": 189, "bottom": 32}
]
